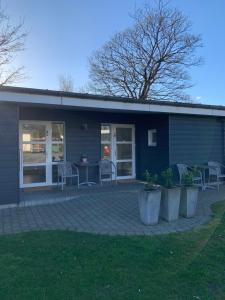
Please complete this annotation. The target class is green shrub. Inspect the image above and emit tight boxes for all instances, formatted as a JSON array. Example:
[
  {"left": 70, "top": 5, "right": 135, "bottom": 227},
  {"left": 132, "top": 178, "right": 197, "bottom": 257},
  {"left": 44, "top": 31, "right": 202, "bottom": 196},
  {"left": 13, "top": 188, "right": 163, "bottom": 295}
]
[
  {"left": 182, "top": 172, "right": 194, "bottom": 186},
  {"left": 161, "top": 168, "right": 174, "bottom": 189},
  {"left": 144, "top": 170, "right": 158, "bottom": 191}
]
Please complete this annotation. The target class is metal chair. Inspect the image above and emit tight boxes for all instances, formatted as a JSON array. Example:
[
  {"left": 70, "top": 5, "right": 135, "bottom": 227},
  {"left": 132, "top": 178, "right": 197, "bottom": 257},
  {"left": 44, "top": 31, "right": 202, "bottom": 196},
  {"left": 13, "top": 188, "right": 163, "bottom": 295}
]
[
  {"left": 57, "top": 162, "right": 79, "bottom": 190},
  {"left": 99, "top": 159, "right": 117, "bottom": 185},
  {"left": 176, "top": 163, "right": 203, "bottom": 188},
  {"left": 208, "top": 161, "right": 225, "bottom": 190}
]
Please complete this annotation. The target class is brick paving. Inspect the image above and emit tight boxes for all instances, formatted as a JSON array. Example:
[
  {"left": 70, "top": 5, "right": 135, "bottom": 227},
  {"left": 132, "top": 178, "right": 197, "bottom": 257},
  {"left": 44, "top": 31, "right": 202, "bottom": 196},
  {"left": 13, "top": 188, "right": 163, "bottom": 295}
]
[{"left": 0, "top": 184, "right": 225, "bottom": 236}]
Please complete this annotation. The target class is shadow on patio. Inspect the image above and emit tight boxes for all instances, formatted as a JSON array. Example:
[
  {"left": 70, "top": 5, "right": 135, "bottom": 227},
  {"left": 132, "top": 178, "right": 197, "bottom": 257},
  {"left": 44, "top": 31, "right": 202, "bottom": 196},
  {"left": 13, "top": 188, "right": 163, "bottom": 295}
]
[
  {"left": 0, "top": 183, "right": 224, "bottom": 236},
  {"left": 19, "top": 182, "right": 143, "bottom": 207}
]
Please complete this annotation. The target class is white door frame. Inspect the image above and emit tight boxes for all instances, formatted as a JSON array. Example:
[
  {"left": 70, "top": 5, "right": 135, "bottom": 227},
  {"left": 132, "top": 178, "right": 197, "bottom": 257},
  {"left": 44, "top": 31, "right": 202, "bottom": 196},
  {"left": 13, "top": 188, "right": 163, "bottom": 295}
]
[
  {"left": 111, "top": 124, "right": 136, "bottom": 180},
  {"left": 19, "top": 120, "right": 65, "bottom": 188}
]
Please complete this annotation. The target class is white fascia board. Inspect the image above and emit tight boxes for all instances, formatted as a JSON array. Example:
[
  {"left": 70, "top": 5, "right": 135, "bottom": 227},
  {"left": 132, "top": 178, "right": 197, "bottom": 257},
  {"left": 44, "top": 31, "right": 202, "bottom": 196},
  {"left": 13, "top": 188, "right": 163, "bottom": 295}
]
[
  {"left": 149, "top": 103, "right": 225, "bottom": 117},
  {"left": 0, "top": 91, "right": 61, "bottom": 105},
  {"left": 61, "top": 96, "right": 150, "bottom": 112}
]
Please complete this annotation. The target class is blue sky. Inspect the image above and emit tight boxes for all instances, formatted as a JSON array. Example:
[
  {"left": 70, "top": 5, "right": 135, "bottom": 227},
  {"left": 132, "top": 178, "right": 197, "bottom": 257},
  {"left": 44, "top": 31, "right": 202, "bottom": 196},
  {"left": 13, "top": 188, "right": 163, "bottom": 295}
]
[{"left": 3, "top": 0, "right": 225, "bottom": 105}]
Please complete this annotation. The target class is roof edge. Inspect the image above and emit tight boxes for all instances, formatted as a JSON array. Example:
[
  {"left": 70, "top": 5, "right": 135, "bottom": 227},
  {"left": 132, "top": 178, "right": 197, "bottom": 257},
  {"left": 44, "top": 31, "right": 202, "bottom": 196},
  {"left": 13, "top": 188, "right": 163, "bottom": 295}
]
[{"left": 0, "top": 85, "right": 224, "bottom": 112}]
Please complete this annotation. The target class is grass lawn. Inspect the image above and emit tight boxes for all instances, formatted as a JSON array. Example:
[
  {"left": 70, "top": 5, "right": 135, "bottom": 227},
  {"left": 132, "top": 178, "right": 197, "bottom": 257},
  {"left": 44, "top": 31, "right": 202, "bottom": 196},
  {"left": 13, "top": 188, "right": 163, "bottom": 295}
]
[{"left": 1, "top": 202, "right": 225, "bottom": 300}]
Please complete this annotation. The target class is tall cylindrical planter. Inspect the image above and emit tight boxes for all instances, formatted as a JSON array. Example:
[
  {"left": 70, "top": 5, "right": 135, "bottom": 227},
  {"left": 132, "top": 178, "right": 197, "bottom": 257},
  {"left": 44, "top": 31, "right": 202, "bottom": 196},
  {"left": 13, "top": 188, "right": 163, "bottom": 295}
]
[
  {"left": 138, "top": 189, "right": 161, "bottom": 225},
  {"left": 160, "top": 187, "right": 181, "bottom": 222},
  {"left": 180, "top": 187, "right": 199, "bottom": 218}
]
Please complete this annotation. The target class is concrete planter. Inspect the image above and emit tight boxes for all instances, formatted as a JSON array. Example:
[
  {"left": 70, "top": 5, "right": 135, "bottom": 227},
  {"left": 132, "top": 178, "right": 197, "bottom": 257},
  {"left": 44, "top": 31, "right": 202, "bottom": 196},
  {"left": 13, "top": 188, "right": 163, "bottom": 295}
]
[
  {"left": 180, "top": 186, "right": 199, "bottom": 218},
  {"left": 160, "top": 187, "right": 181, "bottom": 222},
  {"left": 138, "top": 189, "right": 161, "bottom": 225}
]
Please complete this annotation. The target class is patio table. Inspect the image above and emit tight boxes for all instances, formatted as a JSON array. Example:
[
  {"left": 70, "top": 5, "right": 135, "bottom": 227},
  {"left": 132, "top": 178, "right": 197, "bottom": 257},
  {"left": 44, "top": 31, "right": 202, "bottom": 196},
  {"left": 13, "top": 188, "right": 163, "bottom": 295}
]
[
  {"left": 195, "top": 165, "right": 217, "bottom": 190},
  {"left": 75, "top": 162, "right": 99, "bottom": 186}
]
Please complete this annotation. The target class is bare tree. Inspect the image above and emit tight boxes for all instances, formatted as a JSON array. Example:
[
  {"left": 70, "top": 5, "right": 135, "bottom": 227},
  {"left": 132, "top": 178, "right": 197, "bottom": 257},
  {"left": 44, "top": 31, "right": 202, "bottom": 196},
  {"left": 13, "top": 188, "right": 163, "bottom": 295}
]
[
  {"left": 58, "top": 74, "right": 74, "bottom": 92},
  {"left": 89, "top": 1, "right": 202, "bottom": 101},
  {"left": 0, "top": 7, "right": 26, "bottom": 86}
]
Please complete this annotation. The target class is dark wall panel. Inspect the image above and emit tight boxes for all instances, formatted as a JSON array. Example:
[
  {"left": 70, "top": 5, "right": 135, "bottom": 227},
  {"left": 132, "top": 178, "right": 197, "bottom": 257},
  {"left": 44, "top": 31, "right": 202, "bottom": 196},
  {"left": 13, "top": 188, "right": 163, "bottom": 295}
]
[
  {"left": 169, "top": 115, "right": 224, "bottom": 166},
  {"left": 135, "top": 115, "right": 169, "bottom": 179},
  {"left": 0, "top": 103, "right": 19, "bottom": 204}
]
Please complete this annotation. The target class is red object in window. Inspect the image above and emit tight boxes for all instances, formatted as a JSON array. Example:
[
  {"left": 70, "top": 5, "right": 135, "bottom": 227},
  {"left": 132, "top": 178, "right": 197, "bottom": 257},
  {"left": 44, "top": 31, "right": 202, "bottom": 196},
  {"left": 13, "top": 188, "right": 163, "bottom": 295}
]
[{"left": 104, "top": 145, "right": 110, "bottom": 156}]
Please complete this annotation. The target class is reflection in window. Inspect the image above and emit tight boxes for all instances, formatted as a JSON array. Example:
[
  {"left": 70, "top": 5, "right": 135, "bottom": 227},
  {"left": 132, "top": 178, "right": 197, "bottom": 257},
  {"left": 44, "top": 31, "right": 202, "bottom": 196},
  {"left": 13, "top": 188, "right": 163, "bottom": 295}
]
[
  {"left": 116, "top": 128, "right": 132, "bottom": 142},
  {"left": 52, "top": 144, "right": 64, "bottom": 162},
  {"left": 52, "top": 123, "right": 64, "bottom": 142},
  {"left": 116, "top": 144, "right": 132, "bottom": 160},
  {"left": 22, "top": 124, "right": 46, "bottom": 142},
  {"left": 52, "top": 164, "right": 59, "bottom": 183},
  {"left": 23, "top": 166, "right": 46, "bottom": 184},
  {"left": 101, "top": 144, "right": 111, "bottom": 159},
  {"left": 101, "top": 124, "right": 111, "bottom": 160},
  {"left": 23, "top": 144, "right": 46, "bottom": 164},
  {"left": 101, "top": 124, "right": 111, "bottom": 142},
  {"left": 117, "top": 162, "right": 132, "bottom": 177}
]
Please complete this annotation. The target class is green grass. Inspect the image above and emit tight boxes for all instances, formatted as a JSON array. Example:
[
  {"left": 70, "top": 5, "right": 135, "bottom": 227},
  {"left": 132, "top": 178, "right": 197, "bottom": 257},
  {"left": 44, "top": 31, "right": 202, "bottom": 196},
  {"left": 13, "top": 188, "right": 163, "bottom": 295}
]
[{"left": 1, "top": 202, "right": 225, "bottom": 300}]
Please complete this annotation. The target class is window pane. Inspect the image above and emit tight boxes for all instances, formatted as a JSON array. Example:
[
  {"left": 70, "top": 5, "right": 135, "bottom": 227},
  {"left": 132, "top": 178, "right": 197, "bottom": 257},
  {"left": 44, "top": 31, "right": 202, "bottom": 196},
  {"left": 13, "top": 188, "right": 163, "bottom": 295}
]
[
  {"left": 101, "top": 125, "right": 111, "bottom": 142},
  {"left": 152, "top": 131, "right": 157, "bottom": 144},
  {"left": 117, "top": 162, "right": 132, "bottom": 177},
  {"left": 52, "top": 164, "right": 58, "bottom": 183},
  {"left": 23, "top": 144, "right": 46, "bottom": 164},
  {"left": 52, "top": 123, "right": 64, "bottom": 142},
  {"left": 116, "top": 128, "right": 132, "bottom": 142},
  {"left": 117, "top": 144, "right": 132, "bottom": 160},
  {"left": 23, "top": 166, "right": 46, "bottom": 184},
  {"left": 101, "top": 144, "right": 111, "bottom": 160},
  {"left": 52, "top": 144, "right": 64, "bottom": 162},
  {"left": 22, "top": 124, "right": 46, "bottom": 142}
]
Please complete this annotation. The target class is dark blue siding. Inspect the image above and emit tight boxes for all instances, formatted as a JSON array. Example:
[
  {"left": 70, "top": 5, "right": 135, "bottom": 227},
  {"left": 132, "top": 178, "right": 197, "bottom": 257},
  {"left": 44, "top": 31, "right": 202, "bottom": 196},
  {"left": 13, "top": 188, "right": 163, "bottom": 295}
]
[
  {"left": 0, "top": 103, "right": 19, "bottom": 204},
  {"left": 135, "top": 115, "right": 169, "bottom": 178},
  {"left": 169, "top": 115, "right": 224, "bottom": 166}
]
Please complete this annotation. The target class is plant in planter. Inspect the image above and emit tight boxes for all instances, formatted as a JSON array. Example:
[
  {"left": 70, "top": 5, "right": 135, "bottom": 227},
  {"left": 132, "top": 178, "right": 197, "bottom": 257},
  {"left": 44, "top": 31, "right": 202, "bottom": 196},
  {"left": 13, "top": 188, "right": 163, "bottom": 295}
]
[
  {"left": 138, "top": 170, "right": 161, "bottom": 225},
  {"left": 160, "top": 168, "right": 181, "bottom": 222},
  {"left": 180, "top": 171, "right": 199, "bottom": 218},
  {"left": 144, "top": 170, "right": 158, "bottom": 191}
]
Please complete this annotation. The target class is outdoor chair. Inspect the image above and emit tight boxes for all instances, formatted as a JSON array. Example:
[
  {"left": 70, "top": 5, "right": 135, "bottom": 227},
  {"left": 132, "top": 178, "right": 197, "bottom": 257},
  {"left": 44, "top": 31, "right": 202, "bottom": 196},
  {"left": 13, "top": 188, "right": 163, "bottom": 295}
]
[
  {"left": 208, "top": 161, "right": 225, "bottom": 190},
  {"left": 57, "top": 161, "right": 79, "bottom": 190},
  {"left": 176, "top": 163, "right": 203, "bottom": 188},
  {"left": 99, "top": 159, "right": 117, "bottom": 185}
]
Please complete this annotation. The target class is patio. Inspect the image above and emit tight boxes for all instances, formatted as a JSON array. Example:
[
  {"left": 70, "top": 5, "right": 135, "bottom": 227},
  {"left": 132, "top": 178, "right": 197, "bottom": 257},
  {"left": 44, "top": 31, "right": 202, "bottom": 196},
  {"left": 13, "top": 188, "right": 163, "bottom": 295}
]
[{"left": 1, "top": 183, "right": 225, "bottom": 236}]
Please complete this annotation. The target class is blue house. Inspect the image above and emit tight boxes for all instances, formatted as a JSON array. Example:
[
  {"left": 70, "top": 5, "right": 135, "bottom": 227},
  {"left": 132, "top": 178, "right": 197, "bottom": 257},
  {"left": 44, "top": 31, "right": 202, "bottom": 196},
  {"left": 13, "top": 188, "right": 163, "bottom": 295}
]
[{"left": 0, "top": 86, "right": 224, "bottom": 206}]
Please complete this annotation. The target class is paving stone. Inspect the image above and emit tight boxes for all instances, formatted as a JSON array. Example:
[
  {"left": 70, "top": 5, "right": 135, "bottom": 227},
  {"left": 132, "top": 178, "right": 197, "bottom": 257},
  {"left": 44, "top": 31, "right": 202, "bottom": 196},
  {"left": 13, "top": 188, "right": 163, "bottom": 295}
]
[{"left": 1, "top": 184, "right": 225, "bottom": 236}]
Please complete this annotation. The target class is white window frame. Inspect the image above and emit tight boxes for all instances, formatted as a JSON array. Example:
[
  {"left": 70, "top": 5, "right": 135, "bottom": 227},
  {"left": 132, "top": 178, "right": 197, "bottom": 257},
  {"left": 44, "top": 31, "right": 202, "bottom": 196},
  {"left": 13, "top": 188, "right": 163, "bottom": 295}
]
[{"left": 148, "top": 129, "right": 157, "bottom": 147}]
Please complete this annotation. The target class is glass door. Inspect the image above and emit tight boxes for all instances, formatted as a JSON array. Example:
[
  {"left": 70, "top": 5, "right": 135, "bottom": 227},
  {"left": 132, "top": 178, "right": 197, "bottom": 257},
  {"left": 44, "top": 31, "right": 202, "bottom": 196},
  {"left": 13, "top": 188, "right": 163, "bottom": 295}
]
[
  {"left": 20, "top": 122, "right": 48, "bottom": 187},
  {"left": 20, "top": 121, "right": 65, "bottom": 188},
  {"left": 113, "top": 125, "right": 135, "bottom": 179}
]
